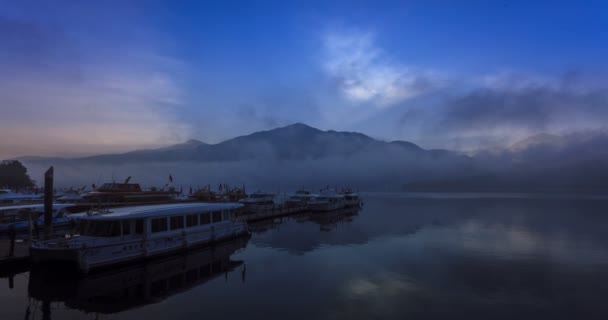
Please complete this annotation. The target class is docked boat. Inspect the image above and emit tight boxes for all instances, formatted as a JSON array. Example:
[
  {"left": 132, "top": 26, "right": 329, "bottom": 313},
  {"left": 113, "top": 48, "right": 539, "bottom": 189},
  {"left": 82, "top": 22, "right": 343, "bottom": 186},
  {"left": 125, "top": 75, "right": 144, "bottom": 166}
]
[
  {"left": 29, "top": 236, "right": 248, "bottom": 314},
  {"left": 238, "top": 192, "right": 277, "bottom": 213},
  {"left": 188, "top": 187, "right": 218, "bottom": 201},
  {"left": 0, "top": 189, "right": 42, "bottom": 205},
  {"left": 0, "top": 203, "right": 77, "bottom": 239},
  {"left": 288, "top": 190, "right": 318, "bottom": 204},
  {"left": 339, "top": 188, "right": 362, "bottom": 207},
  {"left": 307, "top": 190, "right": 346, "bottom": 212},
  {"left": 82, "top": 177, "right": 178, "bottom": 204},
  {"left": 30, "top": 202, "right": 247, "bottom": 272}
]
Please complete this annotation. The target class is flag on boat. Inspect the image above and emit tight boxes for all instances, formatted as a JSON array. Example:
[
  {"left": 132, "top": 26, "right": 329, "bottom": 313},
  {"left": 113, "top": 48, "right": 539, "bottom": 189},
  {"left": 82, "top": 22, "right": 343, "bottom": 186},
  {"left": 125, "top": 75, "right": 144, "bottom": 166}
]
[{"left": 169, "top": 174, "right": 173, "bottom": 183}]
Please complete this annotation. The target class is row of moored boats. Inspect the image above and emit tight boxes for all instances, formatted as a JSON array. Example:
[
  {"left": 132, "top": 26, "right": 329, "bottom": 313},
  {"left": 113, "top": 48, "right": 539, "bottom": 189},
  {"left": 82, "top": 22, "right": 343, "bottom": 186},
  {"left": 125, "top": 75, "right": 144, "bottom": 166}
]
[{"left": 0, "top": 183, "right": 361, "bottom": 273}]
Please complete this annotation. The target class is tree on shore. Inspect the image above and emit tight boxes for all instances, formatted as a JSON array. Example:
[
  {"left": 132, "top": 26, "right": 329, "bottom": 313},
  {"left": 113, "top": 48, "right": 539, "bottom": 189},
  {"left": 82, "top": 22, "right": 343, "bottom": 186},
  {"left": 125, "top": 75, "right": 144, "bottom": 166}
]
[{"left": 0, "top": 160, "right": 35, "bottom": 189}]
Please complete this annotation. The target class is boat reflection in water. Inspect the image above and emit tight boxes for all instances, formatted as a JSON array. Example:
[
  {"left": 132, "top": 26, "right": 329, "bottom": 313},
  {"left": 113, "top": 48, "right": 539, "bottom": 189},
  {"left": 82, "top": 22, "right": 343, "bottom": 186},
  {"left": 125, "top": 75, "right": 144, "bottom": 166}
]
[
  {"left": 28, "top": 235, "right": 249, "bottom": 316},
  {"left": 249, "top": 207, "right": 360, "bottom": 234}
]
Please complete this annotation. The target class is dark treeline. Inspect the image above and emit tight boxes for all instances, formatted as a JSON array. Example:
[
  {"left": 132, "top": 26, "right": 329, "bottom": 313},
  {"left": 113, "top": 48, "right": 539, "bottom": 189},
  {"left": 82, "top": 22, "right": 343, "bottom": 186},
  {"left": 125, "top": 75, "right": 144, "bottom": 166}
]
[{"left": 0, "top": 160, "right": 35, "bottom": 189}]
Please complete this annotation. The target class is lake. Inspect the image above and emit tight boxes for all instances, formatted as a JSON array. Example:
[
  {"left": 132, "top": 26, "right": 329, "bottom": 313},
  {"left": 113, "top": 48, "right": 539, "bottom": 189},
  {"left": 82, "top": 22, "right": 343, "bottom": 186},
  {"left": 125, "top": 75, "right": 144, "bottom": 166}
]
[{"left": 2, "top": 193, "right": 608, "bottom": 319}]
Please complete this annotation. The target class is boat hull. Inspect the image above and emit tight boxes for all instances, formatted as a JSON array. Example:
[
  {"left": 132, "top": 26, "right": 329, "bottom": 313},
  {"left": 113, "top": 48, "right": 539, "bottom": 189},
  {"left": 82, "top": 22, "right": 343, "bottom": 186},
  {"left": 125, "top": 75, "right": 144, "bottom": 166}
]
[
  {"left": 308, "top": 202, "right": 345, "bottom": 212},
  {"left": 30, "top": 222, "right": 248, "bottom": 273}
]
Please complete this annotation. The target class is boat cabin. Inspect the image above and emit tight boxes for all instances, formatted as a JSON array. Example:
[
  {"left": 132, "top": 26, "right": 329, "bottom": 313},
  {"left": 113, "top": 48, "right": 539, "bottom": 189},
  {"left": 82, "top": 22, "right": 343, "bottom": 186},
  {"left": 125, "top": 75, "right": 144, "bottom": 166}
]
[{"left": 77, "top": 203, "right": 241, "bottom": 238}]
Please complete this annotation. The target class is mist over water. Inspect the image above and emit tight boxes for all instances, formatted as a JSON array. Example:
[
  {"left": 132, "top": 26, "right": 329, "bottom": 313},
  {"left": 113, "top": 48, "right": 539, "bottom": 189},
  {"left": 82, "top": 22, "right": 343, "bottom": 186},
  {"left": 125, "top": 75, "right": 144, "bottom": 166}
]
[{"left": 22, "top": 153, "right": 463, "bottom": 191}]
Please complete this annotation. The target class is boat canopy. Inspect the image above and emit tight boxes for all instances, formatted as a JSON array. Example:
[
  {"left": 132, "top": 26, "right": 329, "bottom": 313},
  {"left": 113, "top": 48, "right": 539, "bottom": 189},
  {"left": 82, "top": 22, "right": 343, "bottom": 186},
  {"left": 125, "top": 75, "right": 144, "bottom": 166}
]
[
  {"left": 0, "top": 203, "right": 76, "bottom": 212},
  {"left": 77, "top": 203, "right": 243, "bottom": 221}
]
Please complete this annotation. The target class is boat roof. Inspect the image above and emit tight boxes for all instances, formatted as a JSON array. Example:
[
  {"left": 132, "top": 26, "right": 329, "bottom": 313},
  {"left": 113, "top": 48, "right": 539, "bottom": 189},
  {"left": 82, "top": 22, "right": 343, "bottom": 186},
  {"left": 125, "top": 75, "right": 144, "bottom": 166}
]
[
  {"left": 0, "top": 203, "right": 76, "bottom": 211},
  {"left": 318, "top": 194, "right": 345, "bottom": 198},
  {"left": 77, "top": 202, "right": 243, "bottom": 221}
]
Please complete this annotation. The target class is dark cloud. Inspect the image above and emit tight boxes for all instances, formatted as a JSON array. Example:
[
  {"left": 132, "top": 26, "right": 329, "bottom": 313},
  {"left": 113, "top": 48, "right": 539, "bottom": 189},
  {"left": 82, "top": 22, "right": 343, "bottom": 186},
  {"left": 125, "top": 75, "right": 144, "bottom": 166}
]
[
  {"left": 393, "top": 73, "right": 608, "bottom": 150},
  {"left": 439, "top": 87, "right": 608, "bottom": 132}
]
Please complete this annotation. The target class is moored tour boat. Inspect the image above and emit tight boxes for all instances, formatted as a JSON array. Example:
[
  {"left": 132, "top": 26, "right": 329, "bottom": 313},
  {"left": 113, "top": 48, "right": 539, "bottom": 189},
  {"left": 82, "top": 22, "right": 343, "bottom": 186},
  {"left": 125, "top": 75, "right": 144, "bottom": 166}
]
[
  {"left": 82, "top": 177, "right": 178, "bottom": 204},
  {"left": 30, "top": 202, "right": 247, "bottom": 272},
  {"left": 339, "top": 188, "right": 362, "bottom": 207},
  {"left": 0, "top": 203, "right": 77, "bottom": 239},
  {"left": 288, "top": 190, "right": 318, "bottom": 205},
  {"left": 307, "top": 190, "right": 346, "bottom": 212},
  {"left": 0, "top": 189, "right": 42, "bottom": 205},
  {"left": 238, "top": 192, "right": 276, "bottom": 213},
  {"left": 28, "top": 236, "right": 249, "bottom": 314}
]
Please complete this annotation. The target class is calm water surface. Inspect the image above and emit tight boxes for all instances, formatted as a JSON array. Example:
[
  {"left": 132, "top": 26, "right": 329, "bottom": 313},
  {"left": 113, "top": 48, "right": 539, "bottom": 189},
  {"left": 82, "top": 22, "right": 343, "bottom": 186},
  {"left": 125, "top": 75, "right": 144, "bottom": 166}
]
[{"left": 2, "top": 193, "right": 608, "bottom": 319}]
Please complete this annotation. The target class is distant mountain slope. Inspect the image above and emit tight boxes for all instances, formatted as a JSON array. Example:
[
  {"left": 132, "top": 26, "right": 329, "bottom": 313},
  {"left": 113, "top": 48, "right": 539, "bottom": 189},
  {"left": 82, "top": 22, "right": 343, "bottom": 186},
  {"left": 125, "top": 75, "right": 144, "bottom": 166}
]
[
  {"left": 21, "top": 124, "right": 608, "bottom": 192},
  {"left": 21, "top": 123, "right": 457, "bottom": 164}
]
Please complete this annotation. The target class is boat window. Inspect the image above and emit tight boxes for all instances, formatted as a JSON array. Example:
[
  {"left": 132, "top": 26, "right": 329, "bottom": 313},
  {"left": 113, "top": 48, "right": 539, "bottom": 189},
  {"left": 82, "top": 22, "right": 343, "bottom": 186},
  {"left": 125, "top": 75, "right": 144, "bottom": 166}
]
[
  {"left": 212, "top": 211, "right": 222, "bottom": 223},
  {"left": 186, "top": 214, "right": 198, "bottom": 227},
  {"left": 135, "top": 219, "right": 144, "bottom": 234},
  {"left": 151, "top": 217, "right": 168, "bottom": 233},
  {"left": 200, "top": 212, "right": 210, "bottom": 225},
  {"left": 122, "top": 221, "right": 131, "bottom": 236},
  {"left": 222, "top": 211, "right": 229, "bottom": 221},
  {"left": 83, "top": 220, "right": 121, "bottom": 237},
  {"left": 170, "top": 216, "right": 184, "bottom": 230}
]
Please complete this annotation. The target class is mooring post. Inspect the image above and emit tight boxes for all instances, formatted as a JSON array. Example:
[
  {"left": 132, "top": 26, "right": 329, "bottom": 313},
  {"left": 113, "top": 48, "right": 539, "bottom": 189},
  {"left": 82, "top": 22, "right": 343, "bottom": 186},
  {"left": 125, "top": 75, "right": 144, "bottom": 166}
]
[{"left": 44, "top": 166, "right": 54, "bottom": 240}]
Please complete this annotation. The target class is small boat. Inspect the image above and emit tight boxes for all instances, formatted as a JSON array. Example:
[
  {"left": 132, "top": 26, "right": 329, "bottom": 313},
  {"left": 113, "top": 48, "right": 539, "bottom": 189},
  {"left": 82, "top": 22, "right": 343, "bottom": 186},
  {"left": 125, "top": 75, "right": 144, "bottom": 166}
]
[
  {"left": 30, "top": 202, "right": 247, "bottom": 272},
  {"left": 82, "top": 177, "right": 178, "bottom": 204},
  {"left": 239, "top": 192, "right": 277, "bottom": 213},
  {"left": 307, "top": 190, "right": 346, "bottom": 212},
  {"left": 0, "top": 189, "right": 42, "bottom": 205},
  {"left": 0, "top": 203, "right": 77, "bottom": 239}
]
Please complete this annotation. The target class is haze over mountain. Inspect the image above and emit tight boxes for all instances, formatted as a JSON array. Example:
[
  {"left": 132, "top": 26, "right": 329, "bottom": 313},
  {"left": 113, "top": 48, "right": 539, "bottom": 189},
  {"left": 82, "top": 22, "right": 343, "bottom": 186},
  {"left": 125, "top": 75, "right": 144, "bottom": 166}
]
[{"left": 14, "top": 124, "right": 608, "bottom": 193}]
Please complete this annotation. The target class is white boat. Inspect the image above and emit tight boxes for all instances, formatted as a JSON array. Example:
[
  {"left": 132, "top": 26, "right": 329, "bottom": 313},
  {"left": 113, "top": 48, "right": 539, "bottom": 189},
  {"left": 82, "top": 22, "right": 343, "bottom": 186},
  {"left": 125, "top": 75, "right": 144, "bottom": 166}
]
[
  {"left": 307, "top": 190, "right": 346, "bottom": 212},
  {"left": 29, "top": 236, "right": 249, "bottom": 314},
  {"left": 0, "top": 189, "right": 42, "bottom": 205},
  {"left": 239, "top": 192, "right": 276, "bottom": 213},
  {"left": 30, "top": 202, "right": 247, "bottom": 272},
  {"left": 339, "top": 188, "right": 362, "bottom": 207},
  {"left": 0, "top": 203, "right": 77, "bottom": 239},
  {"left": 288, "top": 190, "right": 318, "bottom": 204}
]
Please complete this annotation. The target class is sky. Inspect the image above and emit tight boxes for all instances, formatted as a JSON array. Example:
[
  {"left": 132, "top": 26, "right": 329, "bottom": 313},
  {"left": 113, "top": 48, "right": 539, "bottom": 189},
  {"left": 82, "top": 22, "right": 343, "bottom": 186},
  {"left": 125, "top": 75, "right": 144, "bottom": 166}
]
[{"left": 1, "top": 0, "right": 608, "bottom": 158}]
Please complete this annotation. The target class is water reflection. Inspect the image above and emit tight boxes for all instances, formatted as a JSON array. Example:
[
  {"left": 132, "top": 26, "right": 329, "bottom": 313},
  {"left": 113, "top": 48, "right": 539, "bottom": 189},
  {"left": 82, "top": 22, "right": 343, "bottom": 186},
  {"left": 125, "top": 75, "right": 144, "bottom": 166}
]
[
  {"left": 2, "top": 195, "right": 608, "bottom": 319},
  {"left": 27, "top": 235, "right": 249, "bottom": 317},
  {"left": 249, "top": 207, "right": 362, "bottom": 254}
]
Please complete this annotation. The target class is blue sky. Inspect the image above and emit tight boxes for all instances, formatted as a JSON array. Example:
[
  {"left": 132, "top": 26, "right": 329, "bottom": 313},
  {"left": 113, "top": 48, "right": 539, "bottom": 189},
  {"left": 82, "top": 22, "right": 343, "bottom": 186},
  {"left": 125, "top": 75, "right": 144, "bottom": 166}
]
[{"left": 1, "top": 0, "right": 608, "bottom": 157}]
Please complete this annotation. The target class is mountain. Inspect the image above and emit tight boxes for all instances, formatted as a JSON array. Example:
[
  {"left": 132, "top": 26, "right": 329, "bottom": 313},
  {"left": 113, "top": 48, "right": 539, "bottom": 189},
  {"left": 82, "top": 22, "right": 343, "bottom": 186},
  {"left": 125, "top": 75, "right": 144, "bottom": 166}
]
[
  {"left": 18, "top": 124, "right": 608, "bottom": 192},
  {"left": 21, "top": 123, "right": 456, "bottom": 164}
]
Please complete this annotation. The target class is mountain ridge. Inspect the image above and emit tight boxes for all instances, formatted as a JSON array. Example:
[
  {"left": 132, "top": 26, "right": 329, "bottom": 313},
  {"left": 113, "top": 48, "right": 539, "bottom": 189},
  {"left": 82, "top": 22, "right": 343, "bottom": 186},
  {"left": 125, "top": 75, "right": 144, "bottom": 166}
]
[{"left": 18, "top": 123, "right": 443, "bottom": 164}]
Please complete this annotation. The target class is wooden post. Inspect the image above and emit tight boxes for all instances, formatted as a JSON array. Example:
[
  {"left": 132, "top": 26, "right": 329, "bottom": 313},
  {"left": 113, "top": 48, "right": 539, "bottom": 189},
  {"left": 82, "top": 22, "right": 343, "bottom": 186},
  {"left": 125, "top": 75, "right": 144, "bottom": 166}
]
[{"left": 44, "top": 166, "right": 53, "bottom": 240}]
